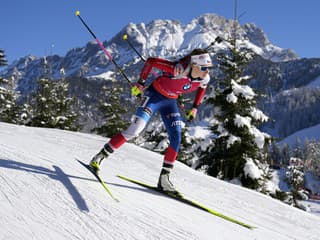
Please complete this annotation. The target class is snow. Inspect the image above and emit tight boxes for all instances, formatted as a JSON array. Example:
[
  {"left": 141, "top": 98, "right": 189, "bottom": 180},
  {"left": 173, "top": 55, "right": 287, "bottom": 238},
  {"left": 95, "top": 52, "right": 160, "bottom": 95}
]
[
  {"left": 244, "top": 159, "right": 263, "bottom": 179},
  {"left": 188, "top": 125, "right": 211, "bottom": 139},
  {"left": 300, "top": 200, "right": 320, "bottom": 216},
  {"left": 234, "top": 114, "right": 251, "bottom": 129},
  {"left": 233, "top": 114, "right": 269, "bottom": 149},
  {"left": 251, "top": 126, "right": 270, "bottom": 149},
  {"left": 231, "top": 80, "right": 256, "bottom": 100},
  {"left": 227, "top": 134, "right": 241, "bottom": 148},
  {"left": 88, "top": 71, "right": 115, "bottom": 80},
  {"left": 270, "top": 169, "right": 320, "bottom": 218},
  {"left": 307, "top": 75, "right": 320, "bottom": 88},
  {"left": 280, "top": 123, "right": 320, "bottom": 146},
  {"left": 226, "top": 92, "right": 238, "bottom": 103},
  {"left": 0, "top": 122, "right": 319, "bottom": 240},
  {"left": 250, "top": 108, "right": 269, "bottom": 122}
]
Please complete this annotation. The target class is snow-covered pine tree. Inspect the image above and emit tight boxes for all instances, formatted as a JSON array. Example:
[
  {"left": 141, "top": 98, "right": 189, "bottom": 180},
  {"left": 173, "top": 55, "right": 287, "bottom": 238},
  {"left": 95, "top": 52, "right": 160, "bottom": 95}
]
[
  {"left": 267, "top": 142, "right": 282, "bottom": 167},
  {"left": 30, "top": 77, "right": 80, "bottom": 130},
  {"left": 19, "top": 102, "right": 34, "bottom": 126},
  {"left": 51, "top": 79, "right": 80, "bottom": 131},
  {"left": 304, "top": 139, "right": 320, "bottom": 176},
  {"left": 0, "top": 49, "right": 20, "bottom": 123},
  {"left": 280, "top": 143, "right": 291, "bottom": 166},
  {"left": 30, "top": 77, "right": 56, "bottom": 127},
  {"left": 0, "top": 76, "right": 20, "bottom": 124},
  {"left": 292, "top": 137, "right": 304, "bottom": 161},
  {"left": 92, "top": 85, "right": 130, "bottom": 137},
  {"left": 285, "top": 157, "right": 305, "bottom": 207},
  {"left": 199, "top": 39, "right": 270, "bottom": 189}
]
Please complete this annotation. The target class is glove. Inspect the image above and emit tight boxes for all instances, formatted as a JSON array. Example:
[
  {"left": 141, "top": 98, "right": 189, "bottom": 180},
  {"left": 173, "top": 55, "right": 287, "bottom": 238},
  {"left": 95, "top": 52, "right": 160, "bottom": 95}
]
[
  {"left": 131, "top": 82, "right": 145, "bottom": 97},
  {"left": 186, "top": 108, "right": 197, "bottom": 121}
]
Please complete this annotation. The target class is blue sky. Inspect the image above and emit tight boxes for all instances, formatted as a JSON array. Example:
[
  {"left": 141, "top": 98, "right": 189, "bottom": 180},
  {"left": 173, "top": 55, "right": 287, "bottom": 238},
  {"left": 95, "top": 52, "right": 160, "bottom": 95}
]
[{"left": 1, "top": 0, "right": 319, "bottom": 64}]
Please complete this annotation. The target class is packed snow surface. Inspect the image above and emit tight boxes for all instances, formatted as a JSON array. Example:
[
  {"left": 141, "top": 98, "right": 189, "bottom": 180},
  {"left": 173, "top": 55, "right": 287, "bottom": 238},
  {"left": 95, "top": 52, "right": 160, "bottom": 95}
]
[{"left": 0, "top": 122, "right": 319, "bottom": 240}]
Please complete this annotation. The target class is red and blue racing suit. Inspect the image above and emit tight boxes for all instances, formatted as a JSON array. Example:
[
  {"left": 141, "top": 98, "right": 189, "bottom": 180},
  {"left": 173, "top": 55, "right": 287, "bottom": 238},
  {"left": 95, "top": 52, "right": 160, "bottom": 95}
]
[{"left": 107, "top": 57, "right": 210, "bottom": 166}]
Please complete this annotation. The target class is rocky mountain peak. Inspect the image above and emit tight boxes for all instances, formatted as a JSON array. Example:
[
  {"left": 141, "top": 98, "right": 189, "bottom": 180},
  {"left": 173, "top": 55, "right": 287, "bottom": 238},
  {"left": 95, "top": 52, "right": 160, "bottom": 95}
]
[{"left": 1, "top": 13, "right": 298, "bottom": 95}]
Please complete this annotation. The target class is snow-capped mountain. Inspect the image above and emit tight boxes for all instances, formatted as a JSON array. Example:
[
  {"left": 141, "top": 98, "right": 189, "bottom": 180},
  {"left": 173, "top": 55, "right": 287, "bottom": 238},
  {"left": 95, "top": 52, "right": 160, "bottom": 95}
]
[
  {"left": 0, "top": 122, "right": 319, "bottom": 240},
  {"left": 0, "top": 14, "right": 296, "bottom": 95}
]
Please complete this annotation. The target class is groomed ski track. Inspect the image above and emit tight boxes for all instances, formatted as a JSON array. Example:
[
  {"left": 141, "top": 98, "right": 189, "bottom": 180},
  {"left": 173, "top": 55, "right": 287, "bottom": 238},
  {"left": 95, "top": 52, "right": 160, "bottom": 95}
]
[{"left": 0, "top": 122, "right": 319, "bottom": 240}]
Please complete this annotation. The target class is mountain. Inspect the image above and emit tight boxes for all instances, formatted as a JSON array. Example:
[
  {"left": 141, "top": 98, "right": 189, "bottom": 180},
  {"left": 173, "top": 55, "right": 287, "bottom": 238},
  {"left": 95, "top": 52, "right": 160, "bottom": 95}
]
[
  {"left": 0, "top": 14, "right": 297, "bottom": 95},
  {"left": 0, "top": 122, "right": 319, "bottom": 240},
  {"left": 1, "top": 13, "right": 320, "bottom": 140}
]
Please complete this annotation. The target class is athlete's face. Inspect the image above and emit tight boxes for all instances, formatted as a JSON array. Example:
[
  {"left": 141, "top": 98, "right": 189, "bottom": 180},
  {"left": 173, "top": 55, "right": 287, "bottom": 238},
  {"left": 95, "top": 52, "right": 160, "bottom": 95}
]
[{"left": 191, "top": 64, "right": 210, "bottom": 79}]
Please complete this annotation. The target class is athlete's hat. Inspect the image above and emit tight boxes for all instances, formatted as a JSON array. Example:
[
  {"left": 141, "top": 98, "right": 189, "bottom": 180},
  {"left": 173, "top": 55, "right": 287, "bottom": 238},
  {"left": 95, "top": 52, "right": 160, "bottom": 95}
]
[{"left": 191, "top": 53, "right": 213, "bottom": 67}]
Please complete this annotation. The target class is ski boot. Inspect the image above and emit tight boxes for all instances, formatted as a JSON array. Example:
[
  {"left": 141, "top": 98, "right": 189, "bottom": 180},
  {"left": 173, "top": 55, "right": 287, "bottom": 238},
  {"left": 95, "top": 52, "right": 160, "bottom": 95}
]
[
  {"left": 157, "top": 168, "right": 182, "bottom": 198},
  {"left": 89, "top": 146, "right": 111, "bottom": 173},
  {"left": 89, "top": 144, "right": 114, "bottom": 172}
]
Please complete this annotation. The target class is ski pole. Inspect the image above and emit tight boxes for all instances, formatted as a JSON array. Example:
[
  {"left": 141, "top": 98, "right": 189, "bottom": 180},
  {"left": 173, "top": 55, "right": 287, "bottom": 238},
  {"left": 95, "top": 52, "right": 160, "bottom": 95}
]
[
  {"left": 122, "top": 34, "right": 161, "bottom": 79},
  {"left": 75, "top": 11, "right": 132, "bottom": 86},
  {"left": 123, "top": 34, "right": 146, "bottom": 62},
  {"left": 205, "top": 36, "right": 224, "bottom": 52}
]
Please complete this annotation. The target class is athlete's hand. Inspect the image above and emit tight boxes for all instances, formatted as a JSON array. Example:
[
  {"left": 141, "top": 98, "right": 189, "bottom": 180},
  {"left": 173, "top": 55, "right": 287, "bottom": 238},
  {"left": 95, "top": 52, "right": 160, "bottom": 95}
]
[
  {"left": 186, "top": 108, "right": 197, "bottom": 121},
  {"left": 131, "top": 82, "right": 144, "bottom": 97}
]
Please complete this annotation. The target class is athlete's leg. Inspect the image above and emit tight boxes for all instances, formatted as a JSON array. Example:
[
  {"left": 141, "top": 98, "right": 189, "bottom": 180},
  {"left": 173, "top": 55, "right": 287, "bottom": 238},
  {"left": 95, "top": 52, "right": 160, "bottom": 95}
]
[
  {"left": 157, "top": 99, "right": 183, "bottom": 194},
  {"left": 90, "top": 90, "right": 159, "bottom": 169},
  {"left": 108, "top": 94, "right": 155, "bottom": 151},
  {"left": 160, "top": 100, "right": 183, "bottom": 167}
]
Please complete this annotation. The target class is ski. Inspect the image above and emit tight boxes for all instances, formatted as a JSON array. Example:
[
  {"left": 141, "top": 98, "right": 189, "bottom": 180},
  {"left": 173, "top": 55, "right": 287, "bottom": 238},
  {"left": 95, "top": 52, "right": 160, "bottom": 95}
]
[
  {"left": 77, "top": 159, "right": 119, "bottom": 202},
  {"left": 117, "top": 174, "right": 255, "bottom": 229}
]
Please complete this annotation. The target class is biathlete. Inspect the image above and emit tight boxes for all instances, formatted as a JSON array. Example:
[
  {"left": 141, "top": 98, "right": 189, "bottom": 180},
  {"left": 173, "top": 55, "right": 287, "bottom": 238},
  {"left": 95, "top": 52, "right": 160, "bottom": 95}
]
[{"left": 89, "top": 49, "right": 213, "bottom": 195}]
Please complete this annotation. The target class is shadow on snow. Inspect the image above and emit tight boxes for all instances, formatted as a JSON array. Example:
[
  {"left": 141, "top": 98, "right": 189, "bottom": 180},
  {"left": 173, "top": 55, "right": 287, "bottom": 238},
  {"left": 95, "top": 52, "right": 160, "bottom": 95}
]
[{"left": 0, "top": 158, "right": 92, "bottom": 212}]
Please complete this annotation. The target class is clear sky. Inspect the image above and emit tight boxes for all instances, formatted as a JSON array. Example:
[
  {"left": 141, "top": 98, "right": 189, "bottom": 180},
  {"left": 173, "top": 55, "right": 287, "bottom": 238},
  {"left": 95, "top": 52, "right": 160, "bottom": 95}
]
[{"left": 1, "top": 0, "right": 319, "bottom": 64}]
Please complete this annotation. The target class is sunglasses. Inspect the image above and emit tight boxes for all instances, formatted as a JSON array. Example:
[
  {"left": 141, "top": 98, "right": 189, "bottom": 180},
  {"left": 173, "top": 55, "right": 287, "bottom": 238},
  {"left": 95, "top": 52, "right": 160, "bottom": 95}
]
[{"left": 199, "top": 66, "right": 211, "bottom": 72}]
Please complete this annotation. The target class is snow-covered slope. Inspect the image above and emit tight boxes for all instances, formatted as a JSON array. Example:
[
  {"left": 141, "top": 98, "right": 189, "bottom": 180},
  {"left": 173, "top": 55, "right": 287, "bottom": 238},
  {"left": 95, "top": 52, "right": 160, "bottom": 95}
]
[
  {"left": 0, "top": 122, "right": 319, "bottom": 240},
  {"left": 307, "top": 75, "right": 320, "bottom": 88},
  {"left": 280, "top": 123, "right": 320, "bottom": 146}
]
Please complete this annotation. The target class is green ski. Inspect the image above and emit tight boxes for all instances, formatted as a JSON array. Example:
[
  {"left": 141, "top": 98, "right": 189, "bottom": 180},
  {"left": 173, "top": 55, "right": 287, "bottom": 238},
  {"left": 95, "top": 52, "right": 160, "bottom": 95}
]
[
  {"left": 77, "top": 159, "right": 119, "bottom": 202},
  {"left": 117, "top": 174, "right": 255, "bottom": 229}
]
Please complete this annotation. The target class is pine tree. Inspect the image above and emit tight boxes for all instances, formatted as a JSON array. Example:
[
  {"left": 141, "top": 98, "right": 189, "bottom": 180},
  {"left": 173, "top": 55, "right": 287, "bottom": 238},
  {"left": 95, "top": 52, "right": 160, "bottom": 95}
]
[
  {"left": 267, "top": 142, "right": 282, "bottom": 167},
  {"left": 30, "top": 77, "right": 80, "bottom": 130},
  {"left": 280, "top": 144, "right": 291, "bottom": 166},
  {"left": 19, "top": 102, "right": 34, "bottom": 126},
  {"left": 30, "top": 78, "right": 56, "bottom": 127},
  {"left": 199, "top": 39, "right": 270, "bottom": 189},
  {"left": 0, "top": 49, "right": 20, "bottom": 123},
  {"left": 0, "top": 49, "right": 8, "bottom": 66},
  {"left": 0, "top": 76, "right": 20, "bottom": 124},
  {"left": 92, "top": 85, "right": 130, "bottom": 137},
  {"left": 304, "top": 139, "right": 320, "bottom": 176},
  {"left": 51, "top": 79, "right": 80, "bottom": 131},
  {"left": 292, "top": 137, "right": 304, "bottom": 161},
  {"left": 285, "top": 157, "right": 305, "bottom": 207}
]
